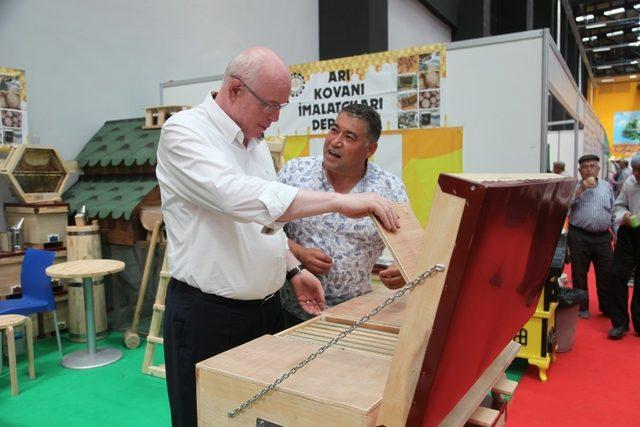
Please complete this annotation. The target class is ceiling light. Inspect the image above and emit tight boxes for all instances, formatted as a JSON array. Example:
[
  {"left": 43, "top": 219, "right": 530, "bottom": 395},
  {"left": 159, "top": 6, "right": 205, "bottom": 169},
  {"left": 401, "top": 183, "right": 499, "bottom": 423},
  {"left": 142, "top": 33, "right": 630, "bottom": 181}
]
[
  {"left": 591, "top": 36, "right": 598, "bottom": 41},
  {"left": 593, "top": 47, "right": 612, "bottom": 52},
  {"left": 635, "top": 4, "right": 640, "bottom": 10},
  {"left": 630, "top": 41, "right": 640, "bottom": 46},
  {"left": 604, "top": 7, "right": 625, "bottom": 16},
  {"left": 586, "top": 23, "right": 606, "bottom": 29},
  {"left": 631, "top": 75, "right": 638, "bottom": 78},
  {"left": 632, "top": 60, "right": 639, "bottom": 64},
  {"left": 597, "top": 65, "right": 613, "bottom": 69},
  {"left": 576, "top": 16, "right": 585, "bottom": 22},
  {"left": 582, "top": 37, "right": 590, "bottom": 42},
  {"left": 607, "top": 30, "right": 624, "bottom": 37},
  {"left": 633, "top": 27, "right": 640, "bottom": 32},
  {"left": 601, "top": 78, "right": 615, "bottom": 83},
  {"left": 586, "top": 14, "right": 594, "bottom": 20}
]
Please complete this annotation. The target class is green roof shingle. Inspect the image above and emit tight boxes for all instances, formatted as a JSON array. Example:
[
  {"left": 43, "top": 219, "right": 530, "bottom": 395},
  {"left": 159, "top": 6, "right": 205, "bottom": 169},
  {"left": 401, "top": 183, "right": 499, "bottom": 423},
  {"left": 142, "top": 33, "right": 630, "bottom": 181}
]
[
  {"left": 76, "top": 118, "right": 160, "bottom": 168},
  {"left": 62, "top": 176, "right": 158, "bottom": 220}
]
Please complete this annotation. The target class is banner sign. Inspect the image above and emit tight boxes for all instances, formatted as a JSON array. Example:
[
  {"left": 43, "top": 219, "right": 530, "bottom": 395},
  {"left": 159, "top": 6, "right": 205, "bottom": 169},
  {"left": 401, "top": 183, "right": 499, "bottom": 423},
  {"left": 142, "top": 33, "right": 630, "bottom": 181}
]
[{"left": 272, "top": 44, "right": 446, "bottom": 137}]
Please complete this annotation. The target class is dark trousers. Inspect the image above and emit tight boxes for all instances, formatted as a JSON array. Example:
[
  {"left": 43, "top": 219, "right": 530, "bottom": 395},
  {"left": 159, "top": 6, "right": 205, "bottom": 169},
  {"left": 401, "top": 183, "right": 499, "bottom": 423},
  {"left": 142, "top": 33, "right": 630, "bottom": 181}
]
[
  {"left": 567, "top": 225, "right": 613, "bottom": 312},
  {"left": 609, "top": 227, "right": 640, "bottom": 332},
  {"left": 281, "top": 309, "right": 305, "bottom": 329},
  {"left": 163, "top": 278, "right": 283, "bottom": 427}
]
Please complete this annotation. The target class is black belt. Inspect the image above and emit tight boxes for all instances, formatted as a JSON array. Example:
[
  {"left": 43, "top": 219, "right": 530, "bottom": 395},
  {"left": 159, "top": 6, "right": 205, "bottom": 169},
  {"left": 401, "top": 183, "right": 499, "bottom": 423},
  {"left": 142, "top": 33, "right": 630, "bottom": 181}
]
[
  {"left": 569, "top": 224, "right": 610, "bottom": 236},
  {"left": 169, "top": 278, "right": 278, "bottom": 307}
]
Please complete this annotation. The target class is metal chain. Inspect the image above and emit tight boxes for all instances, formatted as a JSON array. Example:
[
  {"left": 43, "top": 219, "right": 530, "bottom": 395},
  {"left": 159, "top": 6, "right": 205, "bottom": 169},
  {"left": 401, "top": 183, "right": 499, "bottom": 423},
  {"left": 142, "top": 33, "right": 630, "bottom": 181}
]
[{"left": 227, "top": 263, "right": 446, "bottom": 418}]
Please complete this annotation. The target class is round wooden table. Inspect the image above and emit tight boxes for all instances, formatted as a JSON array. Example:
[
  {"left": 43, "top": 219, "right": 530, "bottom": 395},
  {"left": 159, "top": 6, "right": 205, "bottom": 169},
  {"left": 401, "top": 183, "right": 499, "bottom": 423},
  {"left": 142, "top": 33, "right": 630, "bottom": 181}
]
[{"left": 46, "top": 259, "right": 125, "bottom": 369}]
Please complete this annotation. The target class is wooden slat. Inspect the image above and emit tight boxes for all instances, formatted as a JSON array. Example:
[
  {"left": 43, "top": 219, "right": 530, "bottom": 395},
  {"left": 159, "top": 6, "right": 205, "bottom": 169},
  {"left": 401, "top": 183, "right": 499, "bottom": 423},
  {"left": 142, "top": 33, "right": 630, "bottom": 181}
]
[
  {"left": 376, "top": 188, "right": 467, "bottom": 427},
  {"left": 467, "top": 406, "right": 501, "bottom": 427},
  {"left": 288, "top": 330, "right": 395, "bottom": 354},
  {"left": 369, "top": 203, "right": 425, "bottom": 283},
  {"left": 492, "top": 377, "right": 518, "bottom": 397},
  {"left": 147, "top": 335, "right": 163, "bottom": 345}
]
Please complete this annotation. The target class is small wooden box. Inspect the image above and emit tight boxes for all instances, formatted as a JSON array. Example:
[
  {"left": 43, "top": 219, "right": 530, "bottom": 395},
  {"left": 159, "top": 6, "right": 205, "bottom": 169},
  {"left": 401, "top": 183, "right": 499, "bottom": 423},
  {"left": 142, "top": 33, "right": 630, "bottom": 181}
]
[{"left": 5, "top": 202, "right": 69, "bottom": 246}]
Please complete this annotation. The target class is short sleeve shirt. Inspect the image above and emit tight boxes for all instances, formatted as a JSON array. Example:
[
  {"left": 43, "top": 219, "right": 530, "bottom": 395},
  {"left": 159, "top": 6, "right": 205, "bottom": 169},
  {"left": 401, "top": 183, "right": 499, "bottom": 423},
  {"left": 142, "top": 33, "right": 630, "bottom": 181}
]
[{"left": 277, "top": 156, "right": 408, "bottom": 320}]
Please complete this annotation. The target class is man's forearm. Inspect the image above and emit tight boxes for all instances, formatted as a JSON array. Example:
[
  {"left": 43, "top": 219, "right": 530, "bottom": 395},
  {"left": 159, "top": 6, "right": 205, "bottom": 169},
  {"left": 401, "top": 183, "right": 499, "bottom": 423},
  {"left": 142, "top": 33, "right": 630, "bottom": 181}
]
[
  {"left": 288, "top": 239, "right": 304, "bottom": 261},
  {"left": 278, "top": 189, "right": 342, "bottom": 222},
  {"left": 286, "top": 248, "right": 302, "bottom": 270}
]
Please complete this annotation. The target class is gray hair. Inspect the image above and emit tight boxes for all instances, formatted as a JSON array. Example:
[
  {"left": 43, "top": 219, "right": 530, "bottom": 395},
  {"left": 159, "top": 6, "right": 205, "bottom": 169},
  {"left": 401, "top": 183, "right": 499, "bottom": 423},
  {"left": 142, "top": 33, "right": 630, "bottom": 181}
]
[
  {"left": 223, "top": 52, "right": 262, "bottom": 86},
  {"left": 631, "top": 155, "right": 640, "bottom": 169}
]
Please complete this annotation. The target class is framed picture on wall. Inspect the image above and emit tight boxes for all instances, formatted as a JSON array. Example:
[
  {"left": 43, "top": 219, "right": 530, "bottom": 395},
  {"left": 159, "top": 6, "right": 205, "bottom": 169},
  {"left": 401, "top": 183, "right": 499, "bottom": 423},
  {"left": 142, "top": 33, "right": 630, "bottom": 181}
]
[{"left": 0, "top": 67, "right": 28, "bottom": 144}]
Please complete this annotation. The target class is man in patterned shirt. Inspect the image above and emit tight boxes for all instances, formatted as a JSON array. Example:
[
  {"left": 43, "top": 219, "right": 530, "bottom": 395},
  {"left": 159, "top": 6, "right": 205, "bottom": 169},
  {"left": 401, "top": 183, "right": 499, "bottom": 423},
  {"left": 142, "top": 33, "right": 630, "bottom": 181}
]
[{"left": 278, "top": 104, "right": 409, "bottom": 325}]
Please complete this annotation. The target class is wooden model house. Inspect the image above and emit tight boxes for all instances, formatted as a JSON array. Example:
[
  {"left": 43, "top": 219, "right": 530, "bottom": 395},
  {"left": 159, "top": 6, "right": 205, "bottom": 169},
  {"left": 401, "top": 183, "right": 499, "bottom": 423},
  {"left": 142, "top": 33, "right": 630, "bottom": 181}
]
[{"left": 63, "top": 118, "right": 161, "bottom": 245}]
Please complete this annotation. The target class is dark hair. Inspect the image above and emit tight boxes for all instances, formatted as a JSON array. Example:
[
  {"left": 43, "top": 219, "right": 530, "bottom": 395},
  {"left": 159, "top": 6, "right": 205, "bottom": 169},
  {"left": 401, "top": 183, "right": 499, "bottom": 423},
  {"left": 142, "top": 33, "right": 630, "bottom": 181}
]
[
  {"left": 340, "top": 104, "right": 382, "bottom": 143},
  {"left": 578, "top": 154, "right": 599, "bottom": 164}
]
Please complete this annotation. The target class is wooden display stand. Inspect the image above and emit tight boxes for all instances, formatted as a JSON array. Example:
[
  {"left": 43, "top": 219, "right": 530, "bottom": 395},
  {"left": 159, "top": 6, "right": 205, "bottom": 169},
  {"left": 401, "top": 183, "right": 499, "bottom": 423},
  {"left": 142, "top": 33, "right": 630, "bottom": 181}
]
[
  {"left": 196, "top": 174, "right": 575, "bottom": 426},
  {"left": 143, "top": 105, "right": 189, "bottom": 129},
  {"left": 5, "top": 202, "right": 69, "bottom": 247}
]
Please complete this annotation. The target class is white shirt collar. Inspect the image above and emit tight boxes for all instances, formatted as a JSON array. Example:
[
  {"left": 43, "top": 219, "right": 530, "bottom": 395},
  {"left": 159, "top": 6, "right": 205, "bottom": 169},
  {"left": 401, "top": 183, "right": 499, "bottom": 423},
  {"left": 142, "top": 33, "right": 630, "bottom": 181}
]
[{"left": 203, "top": 92, "right": 260, "bottom": 151}]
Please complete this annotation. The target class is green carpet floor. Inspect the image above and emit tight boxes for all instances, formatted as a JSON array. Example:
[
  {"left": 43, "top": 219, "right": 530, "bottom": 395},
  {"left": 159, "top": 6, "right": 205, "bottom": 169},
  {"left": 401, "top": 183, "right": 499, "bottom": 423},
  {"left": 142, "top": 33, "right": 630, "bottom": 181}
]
[{"left": 0, "top": 331, "right": 169, "bottom": 427}]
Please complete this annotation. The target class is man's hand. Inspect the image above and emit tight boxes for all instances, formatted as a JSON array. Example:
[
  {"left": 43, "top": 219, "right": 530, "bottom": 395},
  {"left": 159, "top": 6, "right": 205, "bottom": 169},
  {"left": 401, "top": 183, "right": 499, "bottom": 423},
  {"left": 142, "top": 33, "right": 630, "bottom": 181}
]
[
  {"left": 379, "top": 264, "right": 405, "bottom": 289},
  {"left": 622, "top": 212, "right": 632, "bottom": 226},
  {"left": 298, "top": 247, "right": 332, "bottom": 275},
  {"left": 290, "top": 269, "right": 326, "bottom": 316},
  {"left": 337, "top": 193, "right": 401, "bottom": 232}
]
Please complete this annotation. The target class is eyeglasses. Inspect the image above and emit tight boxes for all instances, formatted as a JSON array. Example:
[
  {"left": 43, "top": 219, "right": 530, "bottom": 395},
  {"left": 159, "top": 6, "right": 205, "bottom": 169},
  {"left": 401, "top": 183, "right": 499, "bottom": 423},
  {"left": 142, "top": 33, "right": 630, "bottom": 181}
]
[{"left": 231, "top": 75, "right": 288, "bottom": 113}]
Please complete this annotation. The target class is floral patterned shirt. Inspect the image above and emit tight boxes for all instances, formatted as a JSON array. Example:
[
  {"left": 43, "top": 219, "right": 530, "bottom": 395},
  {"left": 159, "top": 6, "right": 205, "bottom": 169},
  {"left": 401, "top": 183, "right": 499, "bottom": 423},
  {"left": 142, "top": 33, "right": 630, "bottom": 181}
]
[{"left": 277, "top": 156, "right": 408, "bottom": 320}]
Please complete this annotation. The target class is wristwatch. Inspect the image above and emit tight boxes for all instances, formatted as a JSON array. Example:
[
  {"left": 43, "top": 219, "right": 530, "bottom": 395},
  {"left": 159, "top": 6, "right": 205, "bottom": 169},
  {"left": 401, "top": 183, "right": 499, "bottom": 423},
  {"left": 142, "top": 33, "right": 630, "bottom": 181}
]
[{"left": 286, "top": 264, "right": 304, "bottom": 280}]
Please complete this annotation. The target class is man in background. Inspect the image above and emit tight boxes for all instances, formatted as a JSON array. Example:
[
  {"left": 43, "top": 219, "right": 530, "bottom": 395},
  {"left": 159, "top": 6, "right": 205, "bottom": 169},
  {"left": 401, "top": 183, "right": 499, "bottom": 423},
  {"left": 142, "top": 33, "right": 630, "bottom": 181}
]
[
  {"left": 615, "top": 158, "right": 632, "bottom": 196},
  {"left": 278, "top": 104, "right": 408, "bottom": 325},
  {"left": 608, "top": 155, "right": 640, "bottom": 339},
  {"left": 553, "top": 160, "right": 568, "bottom": 176},
  {"left": 567, "top": 154, "right": 615, "bottom": 319}
]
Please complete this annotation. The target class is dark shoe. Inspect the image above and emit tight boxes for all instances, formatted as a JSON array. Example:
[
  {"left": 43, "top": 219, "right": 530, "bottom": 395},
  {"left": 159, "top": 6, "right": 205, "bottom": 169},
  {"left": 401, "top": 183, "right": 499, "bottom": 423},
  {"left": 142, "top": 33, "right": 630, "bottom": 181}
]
[
  {"left": 608, "top": 326, "right": 626, "bottom": 340},
  {"left": 579, "top": 310, "right": 590, "bottom": 319}
]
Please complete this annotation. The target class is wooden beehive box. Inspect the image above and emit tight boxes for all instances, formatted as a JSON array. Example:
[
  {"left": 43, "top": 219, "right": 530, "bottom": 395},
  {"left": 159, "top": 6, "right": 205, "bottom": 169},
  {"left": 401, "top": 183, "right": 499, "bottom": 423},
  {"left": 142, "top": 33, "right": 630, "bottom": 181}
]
[
  {"left": 197, "top": 288, "right": 405, "bottom": 427},
  {"left": 197, "top": 174, "right": 576, "bottom": 427},
  {"left": 0, "top": 145, "right": 68, "bottom": 203},
  {"left": 5, "top": 202, "right": 69, "bottom": 246}
]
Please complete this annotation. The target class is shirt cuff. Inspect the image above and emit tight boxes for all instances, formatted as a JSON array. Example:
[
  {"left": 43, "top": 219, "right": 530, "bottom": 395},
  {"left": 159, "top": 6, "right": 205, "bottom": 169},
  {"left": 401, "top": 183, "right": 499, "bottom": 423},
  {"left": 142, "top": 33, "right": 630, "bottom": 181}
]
[{"left": 259, "top": 181, "right": 299, "bottom": 234}]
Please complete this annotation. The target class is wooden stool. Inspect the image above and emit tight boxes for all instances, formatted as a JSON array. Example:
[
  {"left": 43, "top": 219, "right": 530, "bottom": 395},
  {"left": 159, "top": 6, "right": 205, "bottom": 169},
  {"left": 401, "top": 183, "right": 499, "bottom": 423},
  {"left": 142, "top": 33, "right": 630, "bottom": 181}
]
[{"left": 0, "top": 314, "right": 35, "bottom": 396}]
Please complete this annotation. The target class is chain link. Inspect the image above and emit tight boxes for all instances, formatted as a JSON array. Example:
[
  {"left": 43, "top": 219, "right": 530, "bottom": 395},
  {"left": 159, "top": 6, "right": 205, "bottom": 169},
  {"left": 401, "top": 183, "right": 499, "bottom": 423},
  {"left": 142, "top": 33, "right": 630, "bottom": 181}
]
[{"left": 227, "top": 263, "right": 446, "bottom": 418}]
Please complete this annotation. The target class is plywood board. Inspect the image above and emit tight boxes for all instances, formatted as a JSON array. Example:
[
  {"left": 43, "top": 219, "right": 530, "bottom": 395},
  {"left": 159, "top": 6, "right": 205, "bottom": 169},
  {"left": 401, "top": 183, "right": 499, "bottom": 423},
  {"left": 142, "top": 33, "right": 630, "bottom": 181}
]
[
  {"left": 375, "top": 186, "right": 466, "bottom": 427},
  {"left": 197, "top": 334, "right": 391, "bottom": 426}
]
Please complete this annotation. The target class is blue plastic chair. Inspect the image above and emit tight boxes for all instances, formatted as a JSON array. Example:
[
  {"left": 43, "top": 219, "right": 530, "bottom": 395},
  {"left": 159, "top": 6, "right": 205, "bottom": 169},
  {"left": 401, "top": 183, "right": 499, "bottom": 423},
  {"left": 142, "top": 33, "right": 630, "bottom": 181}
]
[{"left": 0, "top": 249, "right": 63, "bottom": 357}]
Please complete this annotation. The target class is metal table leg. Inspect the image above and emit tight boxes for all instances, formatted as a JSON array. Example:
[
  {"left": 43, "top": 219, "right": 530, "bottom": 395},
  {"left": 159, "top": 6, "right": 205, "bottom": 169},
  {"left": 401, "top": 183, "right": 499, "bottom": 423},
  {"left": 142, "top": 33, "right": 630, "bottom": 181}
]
[{"left": 61, "top": 276, "right": 122, "bottom": 369}]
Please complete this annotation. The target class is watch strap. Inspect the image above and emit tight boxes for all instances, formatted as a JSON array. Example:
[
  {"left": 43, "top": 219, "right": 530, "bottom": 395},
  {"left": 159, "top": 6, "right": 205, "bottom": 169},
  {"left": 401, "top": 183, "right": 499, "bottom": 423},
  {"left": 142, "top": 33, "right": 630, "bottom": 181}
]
[{"left": 286, "top": 264, "right": 304, "bottom": 280}]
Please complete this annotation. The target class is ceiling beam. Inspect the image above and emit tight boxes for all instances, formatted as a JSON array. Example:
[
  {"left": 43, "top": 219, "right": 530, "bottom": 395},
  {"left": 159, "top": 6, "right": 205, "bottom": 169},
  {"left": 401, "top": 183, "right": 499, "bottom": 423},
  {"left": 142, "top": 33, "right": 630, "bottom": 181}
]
[{"left": 562, "top": 0, "right": 596, "bottom": 81}]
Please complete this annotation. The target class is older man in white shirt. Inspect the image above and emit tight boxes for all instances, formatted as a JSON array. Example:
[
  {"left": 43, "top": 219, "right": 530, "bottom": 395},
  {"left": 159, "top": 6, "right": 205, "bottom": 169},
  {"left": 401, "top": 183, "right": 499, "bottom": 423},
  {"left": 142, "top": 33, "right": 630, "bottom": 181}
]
[{"left": 156, "top": 46, "right": 400, "bottom": 427}]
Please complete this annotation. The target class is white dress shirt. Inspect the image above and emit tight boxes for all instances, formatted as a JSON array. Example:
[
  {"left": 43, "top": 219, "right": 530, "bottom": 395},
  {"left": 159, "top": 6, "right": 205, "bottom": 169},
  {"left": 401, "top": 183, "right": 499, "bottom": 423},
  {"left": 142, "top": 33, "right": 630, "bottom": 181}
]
[{"left": 156, "top": 93, "right": 299, "bottom": 299}]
